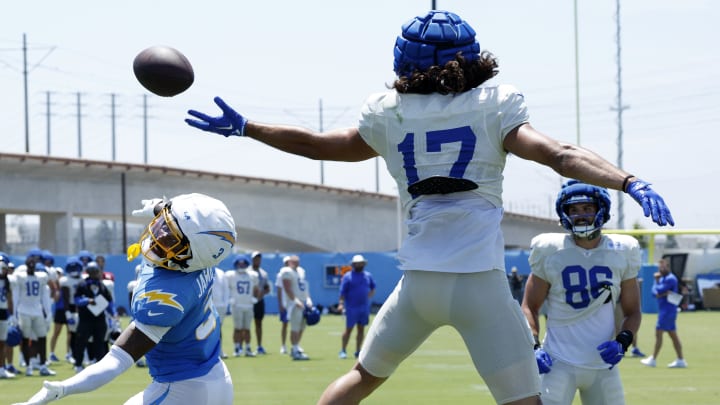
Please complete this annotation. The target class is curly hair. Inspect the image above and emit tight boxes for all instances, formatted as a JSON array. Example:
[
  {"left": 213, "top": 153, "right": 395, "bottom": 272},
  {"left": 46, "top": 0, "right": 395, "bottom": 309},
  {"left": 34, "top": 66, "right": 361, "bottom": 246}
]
[{"left": 392, "top": 51, "right": 498, "bottom": 95}]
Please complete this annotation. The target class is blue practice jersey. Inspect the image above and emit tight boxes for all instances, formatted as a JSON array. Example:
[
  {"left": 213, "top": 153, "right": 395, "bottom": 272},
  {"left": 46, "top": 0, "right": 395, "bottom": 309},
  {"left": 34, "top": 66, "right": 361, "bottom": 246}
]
[
  {"left": 339, "top": 271, "right": 376, "bottom": 309},
  {"left": 131, "top": 262, "right": 221, "bottom": 382}
]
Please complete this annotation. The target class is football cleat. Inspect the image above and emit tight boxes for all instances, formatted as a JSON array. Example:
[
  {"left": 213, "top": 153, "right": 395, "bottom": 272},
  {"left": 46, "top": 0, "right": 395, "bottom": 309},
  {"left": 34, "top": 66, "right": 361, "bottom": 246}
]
[
  {"left": 0, "top": 368, "right": 15, "bottom": 379},
  {"left": 630, "top": 347, "right": 646, "bottom": 357},
  {"left": 6, "top": 364, "right": 19, "bottom": 374},
  {"left": 280, "top": 346, "right": 287, "bottom": 355},
  {"left": 667, "top": 359, "right": 687, "bottom": 368},
  {"left": 640, "top": 356, "right": 656, "bottom": 367},
  {"left": 49, "top": 353, "right": 60, "bottom": 363},
  {"left": 339, "top": 350, "right": 347, "bottom": 359},
  {"left": 39, "top": 366, "right": 57, "bottom": 376},
  {"left": 256, "top": 346, "right": 266, "bottom": 355},
  {"left": 292, "top": 350, "right": 309, "bottom": 361}
]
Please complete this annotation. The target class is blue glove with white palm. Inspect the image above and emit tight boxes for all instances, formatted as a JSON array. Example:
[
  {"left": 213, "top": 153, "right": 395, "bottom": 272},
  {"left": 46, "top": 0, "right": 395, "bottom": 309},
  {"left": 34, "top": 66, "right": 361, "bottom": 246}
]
[
  {"left": 185, "top": 97, "right": 247, "bottom": 137},
  {"left": 535, "top": 348, "right": 553, "bottom": 374},
  {"left": 626, "top": 179, "right": 674, "bottom": 226}
]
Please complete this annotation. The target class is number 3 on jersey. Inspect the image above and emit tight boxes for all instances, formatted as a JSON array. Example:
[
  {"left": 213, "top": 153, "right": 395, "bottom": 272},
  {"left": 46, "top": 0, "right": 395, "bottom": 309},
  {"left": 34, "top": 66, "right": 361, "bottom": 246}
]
[{"left": 397, "top": 126, "right": 477, "bottom": 186}]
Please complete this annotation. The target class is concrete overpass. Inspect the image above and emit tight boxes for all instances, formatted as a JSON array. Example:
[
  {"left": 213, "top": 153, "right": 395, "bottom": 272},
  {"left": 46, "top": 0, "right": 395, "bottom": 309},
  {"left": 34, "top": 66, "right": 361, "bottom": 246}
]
[{"left": 0, "top": 152, "right": 560, "bottom": 254}]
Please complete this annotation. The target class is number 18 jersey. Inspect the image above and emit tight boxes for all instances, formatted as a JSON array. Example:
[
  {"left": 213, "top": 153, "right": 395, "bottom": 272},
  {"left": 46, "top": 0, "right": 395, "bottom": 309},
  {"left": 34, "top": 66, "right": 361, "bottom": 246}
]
[{"left": 529, "top": 233, "right": 640, "bottom": 368}]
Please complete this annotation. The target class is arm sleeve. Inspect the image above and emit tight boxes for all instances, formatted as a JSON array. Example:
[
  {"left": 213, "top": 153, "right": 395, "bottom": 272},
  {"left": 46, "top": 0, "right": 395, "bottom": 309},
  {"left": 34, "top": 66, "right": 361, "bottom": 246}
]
[{"left": 61, "top": 345, "right": 135, "bottom": 396}]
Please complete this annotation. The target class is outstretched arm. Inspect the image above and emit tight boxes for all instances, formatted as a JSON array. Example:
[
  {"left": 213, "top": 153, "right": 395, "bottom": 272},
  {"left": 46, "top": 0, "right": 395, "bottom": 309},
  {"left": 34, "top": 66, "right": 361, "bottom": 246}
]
[
  {"left": 186, "top": 97, "right": 378, "bottom": 162},
  {"left": 504, "top": 123, "right": 674, "bottom": 226}
]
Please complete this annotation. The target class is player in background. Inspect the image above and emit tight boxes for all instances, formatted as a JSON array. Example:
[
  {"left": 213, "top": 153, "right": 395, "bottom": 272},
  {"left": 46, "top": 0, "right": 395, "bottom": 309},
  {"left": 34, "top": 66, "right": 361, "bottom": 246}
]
[
  {"left": 11, "top": 256, "right": 55, "bottom": 377},
  {"left": 211, "top": 265, "right": 230, "bottom": 359},
  {"left": 186, "top": 9, "right": 673, "bottom": 404},
  {"left": 280, "top": 255, "right": 313, "bottom": 361},
  {"left": 3, "top": 259, "right": 20, "bottom": 375},
  {"left": 249, "top": 251, "right": 271, "bottom": 355},
  {"left": 338, "top": 255, "right": 376, "bottom": 360},
  {"left": 43, "top": 251, "right": 67, "bottom": 364},
  {"left": 71, "top": 261, "right": 115, "bottom": 372},
  {"left": 0, "top": 258, "right": 15, "bottom": 378},
  {"left": 522, "top": 180, "right": 642, "bottom": 405},
  {"left": 226, "top": 254, "right": 259, "bottom": 357},
  {"left": 14, "top": 193, "right": 236, "bottom": 405},
  {"left": 275, "top": 256, "right": 291, "bottom": 354},
  {"left": 640, "top": 258, "right": 687, "bottom": 368},
  {"left": 57, "top": 259, "right": 84, "bottom": 364}
]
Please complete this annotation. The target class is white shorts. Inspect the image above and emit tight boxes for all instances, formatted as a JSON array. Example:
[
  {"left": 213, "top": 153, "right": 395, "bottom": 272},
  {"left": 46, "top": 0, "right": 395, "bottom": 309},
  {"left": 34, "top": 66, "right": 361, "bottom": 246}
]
[
  {"left": 287, "top": 304, "right": 306, "bottom": 333},
  {"left": 19, "top": 313, "right": 47, "bottom": 340},
  {"left": 360, "top": 269, "right": 540, "bottom": 404},
  {"left": 124, "top": 360, "right": 233, "bottom": 405},
  {"left": 232, "top": 307, "right": 253, "bottom": 330},
  {"left": 540, "top": 360, "right": 625, "bottom": 405}
]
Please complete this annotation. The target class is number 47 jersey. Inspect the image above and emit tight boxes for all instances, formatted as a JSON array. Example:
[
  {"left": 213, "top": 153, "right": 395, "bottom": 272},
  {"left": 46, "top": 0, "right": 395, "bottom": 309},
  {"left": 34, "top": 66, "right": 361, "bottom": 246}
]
[{"left": 529, "top": 233, "right": 641, "bottom": 367}]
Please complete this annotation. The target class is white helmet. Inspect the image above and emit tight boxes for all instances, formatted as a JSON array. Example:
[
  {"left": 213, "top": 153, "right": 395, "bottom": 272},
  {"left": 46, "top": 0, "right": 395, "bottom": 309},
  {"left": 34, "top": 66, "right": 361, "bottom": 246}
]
[{"left": 139, "top": 193, "right": 236, "bottom": 272}]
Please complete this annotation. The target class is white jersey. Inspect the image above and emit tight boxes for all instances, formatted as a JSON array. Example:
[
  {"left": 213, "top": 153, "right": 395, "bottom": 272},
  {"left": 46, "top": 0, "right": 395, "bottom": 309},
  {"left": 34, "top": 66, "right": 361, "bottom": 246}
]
[
  {"left": 358, "top": 84, "right": 528, "bottom": 212},
  {"left": 250, "top": 266, "right": 270, "bottom": 299},
  {"left": 279, "top": 266, "right": 309, "bottom": 303},
  {"left": 60, "top": 275, "right": 84, "bottom": 305},
  {"left": 212, "top": 268, "right": 229, "bottom": 311},
  {"left": 11, "top": 271, "right": 51, "bottom": 317},
  {"left": 0, "top": 277, "right": 11, "bottom": 310},
  {"left": 357, "top": 85, "right": 527, "bottom": 274},
  {"left": 275, "top": 270, "right": 289, "bottom": 309},
  {"left": 226, "top": 269, "right": 258, "bottom": 309},
  {"left": 529, "top": 233, "right": 641, "bottom": 369}
]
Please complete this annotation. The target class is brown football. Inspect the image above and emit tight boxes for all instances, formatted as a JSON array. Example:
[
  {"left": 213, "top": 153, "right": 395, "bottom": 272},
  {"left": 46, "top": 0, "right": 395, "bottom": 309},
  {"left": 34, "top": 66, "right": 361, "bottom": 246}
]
[{"left": 133, "top": 46, "right": 194, "bottom": 97}]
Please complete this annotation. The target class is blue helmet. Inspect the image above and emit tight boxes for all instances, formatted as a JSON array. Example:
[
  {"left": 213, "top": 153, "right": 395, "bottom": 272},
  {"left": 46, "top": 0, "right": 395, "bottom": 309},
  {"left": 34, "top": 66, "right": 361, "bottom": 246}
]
[
  {"left": 65, "top": 258, "right": 84, "bottom": 277},
  {"left": 232, "top": 254, "right": 250, "bottom": 269},
  {"left": 26, "top": 248, "right": 43, "bottom": 260},
  {"left": 0, "top": 251, "right": 11, "bottom": 266},
  {"left": 304, "top": 306, "right": 321, "bottom": 326},
  {"left": 393, "top": 10, "right": 481, "bottom": 77},
  {"left": 41, "top": 250, "right": 55, "bottom": 265},
  {"left": 6, "top": 325, "right": 22, "bottom": 347},
  {"left": 556, "top": 180, "right": 611, "bottom": 240},
  {"left": 78, "top": 250, "right": 95, "bottom": 262}
]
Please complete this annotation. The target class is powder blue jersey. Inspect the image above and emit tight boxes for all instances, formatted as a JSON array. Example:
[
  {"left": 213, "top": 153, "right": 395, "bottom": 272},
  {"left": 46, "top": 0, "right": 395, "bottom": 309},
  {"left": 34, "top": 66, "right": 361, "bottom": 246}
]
[{"left": 131, "top": 262, "right": 221, "bottom": 382}]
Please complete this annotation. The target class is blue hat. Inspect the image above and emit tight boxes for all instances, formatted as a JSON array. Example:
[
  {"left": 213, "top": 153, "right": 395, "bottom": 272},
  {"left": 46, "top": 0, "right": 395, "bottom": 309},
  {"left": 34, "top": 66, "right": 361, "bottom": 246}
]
[{"left": 393, "top": 10, "right": 480, "bottom": 77}]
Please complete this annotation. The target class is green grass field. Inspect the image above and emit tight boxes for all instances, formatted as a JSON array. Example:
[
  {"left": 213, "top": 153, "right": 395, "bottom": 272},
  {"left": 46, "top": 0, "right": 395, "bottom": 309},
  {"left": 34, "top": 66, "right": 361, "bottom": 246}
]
[{"left": 3, "top": 310, "right": 719, "bottom": 404}]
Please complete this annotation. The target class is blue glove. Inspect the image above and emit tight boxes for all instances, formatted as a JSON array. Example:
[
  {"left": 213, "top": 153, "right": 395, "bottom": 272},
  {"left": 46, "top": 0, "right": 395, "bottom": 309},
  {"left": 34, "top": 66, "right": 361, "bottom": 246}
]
[
  {"left": 535, "top": 348, "right": 553, "bottom": 374},
  {"left": 626, "top": 179, "right": 674, "bottom": 226},
  {"left": 597, "top": 340, "right": 624, "bottom": 368},
  {"left": 185, "top": 97, "right": 247, "bottom": 137}
]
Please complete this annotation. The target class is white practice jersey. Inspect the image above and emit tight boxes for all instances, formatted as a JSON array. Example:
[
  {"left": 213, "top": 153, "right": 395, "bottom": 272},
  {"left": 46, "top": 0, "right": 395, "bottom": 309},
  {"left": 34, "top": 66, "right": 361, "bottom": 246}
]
[
  {"left": 358, "top": 84, "right": 528, "bottom": 212},
  {"left": 279, "top": 266, "right": 309, "bottom": 303},
  {"left": 529, "top": 233, "right": 641, "bottom": 369},
  {"left": 358, "top": 84, "right": 527, "bottom": 274},
  {"left": 0, "top": 277, "right": 11, "bottom": 310},
  {"left": 60, "top": 276, "right": 84, "bottom": 304},
  {"left": 212, "top": 267, "right": 229, "bottom": 311},
  {"left": 12, "top": 271, "right": 51, "bottom": 317},
  {"left": 226, "top": 269, "right": 258, "bottom": 309},
  {"left": 275, "top": 270, "right": 289, "bottom": 309}
]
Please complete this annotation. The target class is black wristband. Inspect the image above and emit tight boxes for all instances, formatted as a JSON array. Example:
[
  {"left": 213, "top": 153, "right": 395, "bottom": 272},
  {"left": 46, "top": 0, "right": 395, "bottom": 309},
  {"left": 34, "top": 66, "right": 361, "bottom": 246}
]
[
  {"left": 621, "top": 175, "right": 635, "bottom": 193},
  {"left": 533, "top": 336, "right": 541, "bottom": 350},
  {"left": 615, "top": 330, "right": 633, "bottom": 352}
]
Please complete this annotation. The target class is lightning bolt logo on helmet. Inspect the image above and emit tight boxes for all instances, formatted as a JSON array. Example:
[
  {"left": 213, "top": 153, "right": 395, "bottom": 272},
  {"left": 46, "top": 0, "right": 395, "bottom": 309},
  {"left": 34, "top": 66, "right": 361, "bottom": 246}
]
[{"left": 129, "top": 193, "right": 236, "bottom": 272}]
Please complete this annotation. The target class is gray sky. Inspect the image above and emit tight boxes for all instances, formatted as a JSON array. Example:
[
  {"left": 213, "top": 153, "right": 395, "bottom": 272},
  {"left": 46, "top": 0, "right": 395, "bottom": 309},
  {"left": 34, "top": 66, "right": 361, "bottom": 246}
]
[{"left": 1, "top": 0, "right": 718, "bottom": 236}]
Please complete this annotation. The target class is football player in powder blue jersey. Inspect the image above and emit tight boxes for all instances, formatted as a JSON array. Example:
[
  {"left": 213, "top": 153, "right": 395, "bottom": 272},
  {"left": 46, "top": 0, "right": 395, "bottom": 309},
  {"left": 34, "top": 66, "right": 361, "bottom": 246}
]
[{"left": 16, "top": 193, "right": 237, "bottom": 405}]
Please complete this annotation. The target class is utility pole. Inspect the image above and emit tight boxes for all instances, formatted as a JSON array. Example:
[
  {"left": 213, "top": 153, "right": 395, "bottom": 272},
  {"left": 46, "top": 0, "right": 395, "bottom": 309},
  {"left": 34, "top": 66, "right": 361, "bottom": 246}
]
[
  {"left": 45, "top": 91, "right": 52, "bottom": 155},
  {"left": 23, "top": 34, "right": 30, "bottom": 153},
  {"left": 111, "top": 93, "right": 117, "bottom": 161},
  {"left": 76, "top": 92, "right": 83, "bottom": 158},
  {"left": 611, "top": 0, "right": 629, "bottom": 229},
  {"left": 143, "top": 94, "right": 148, "bottom": 164},
  {"left": 574, "top": 0, "right": 581, "bottom": 145},
  {"left": 319, "top": 98, "right": 324, "bottom": 185}
]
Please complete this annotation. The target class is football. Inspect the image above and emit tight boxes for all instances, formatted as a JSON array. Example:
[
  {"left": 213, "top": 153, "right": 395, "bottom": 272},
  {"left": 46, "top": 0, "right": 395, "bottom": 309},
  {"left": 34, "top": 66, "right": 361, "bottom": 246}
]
[{"left": 133, "top": 46, "right": 194, "bottom": 97}]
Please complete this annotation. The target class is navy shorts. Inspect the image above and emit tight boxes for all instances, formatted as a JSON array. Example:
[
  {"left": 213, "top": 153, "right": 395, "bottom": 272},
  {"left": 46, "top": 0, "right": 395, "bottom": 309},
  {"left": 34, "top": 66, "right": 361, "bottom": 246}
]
[{"left": 345, "top": 307, "right": 370, "bottom": 328}]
